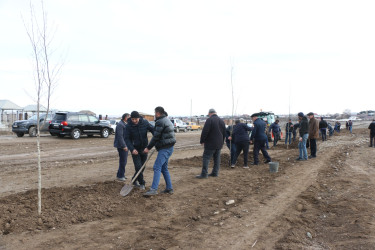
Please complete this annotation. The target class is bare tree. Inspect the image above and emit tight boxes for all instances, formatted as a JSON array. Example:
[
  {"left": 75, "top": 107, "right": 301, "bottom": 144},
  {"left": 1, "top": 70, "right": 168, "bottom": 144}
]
[{"left": 23, "top": 0, "right": 63, "bottom": 215}]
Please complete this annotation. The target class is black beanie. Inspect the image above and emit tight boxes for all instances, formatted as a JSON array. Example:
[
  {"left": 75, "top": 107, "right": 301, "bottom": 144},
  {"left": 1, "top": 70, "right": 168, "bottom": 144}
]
[{"left": 131, "top": 111, "right": 140, "bottom": 118}]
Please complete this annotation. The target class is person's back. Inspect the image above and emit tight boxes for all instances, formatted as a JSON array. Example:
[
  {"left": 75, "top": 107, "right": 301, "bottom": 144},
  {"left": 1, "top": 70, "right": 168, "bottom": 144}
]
[
  {"left": 319, "top": 119, "right": 328, "bottom": 129},
  {"left": 251, "top": 118, "right": 267, "bottom": 141},
  {"left": 369, "top": 121, "right": 375, "bottom": 135},
  {"left": 232, "top": 122, "right": 251, "bottom": 143},
  {"left": 299, "top": 116, "right": 309, "bottom": 137},
  {"left": 200, "top": 114, "right": 226, "bottom": 150}
]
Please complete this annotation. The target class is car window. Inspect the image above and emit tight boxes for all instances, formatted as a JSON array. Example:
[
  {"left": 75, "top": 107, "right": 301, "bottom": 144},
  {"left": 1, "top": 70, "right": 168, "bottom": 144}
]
[
  {"left": 110, "top": 120, "right": 116, "bottom": 125},
  {"left": 89, "top": 116, "right": 98, "bottom": 122},
  {"left": 55, "top": 114, "right": 67, "bottom": 121},
  {"left": 79, "top": 115, "right": 89, "bottom": 122},
  {"left": 68, "top": 115, "right": 79, "bottom": 122}
]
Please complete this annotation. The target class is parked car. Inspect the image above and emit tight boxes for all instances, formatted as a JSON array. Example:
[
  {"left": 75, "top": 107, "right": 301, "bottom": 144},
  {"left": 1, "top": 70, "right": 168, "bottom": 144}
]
[
  {"left": 12, "top": 113, "right": 53, "bottom": 137},
  {"left": 49, "top": 112, "right": 113, "bottom": 139},
  {"left": 186, "top": 122, "right": 202, "bottom": 131},
  {"left": 170, "top": 119, "right": 188, "bottom": 133},
  {"left": 109, "top": 119, "right": 121, "bottom": 133}
]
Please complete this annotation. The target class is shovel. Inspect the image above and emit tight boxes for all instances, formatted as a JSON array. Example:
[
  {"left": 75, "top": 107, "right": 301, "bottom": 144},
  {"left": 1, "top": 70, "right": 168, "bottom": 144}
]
[{"left": 120, "top": 149, "right": 155, "bottom": 197}]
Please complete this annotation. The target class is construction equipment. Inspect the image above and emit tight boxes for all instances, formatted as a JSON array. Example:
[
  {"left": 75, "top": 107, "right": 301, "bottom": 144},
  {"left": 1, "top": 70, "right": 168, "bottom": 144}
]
[{"left": 120, "top": 149, "right": 155, "bottom": 197}]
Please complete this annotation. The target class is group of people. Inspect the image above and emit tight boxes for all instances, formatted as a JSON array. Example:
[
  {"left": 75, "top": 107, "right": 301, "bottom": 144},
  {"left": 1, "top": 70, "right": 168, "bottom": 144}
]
[
  {"left": 113, "top": 106, "right": 375, "bottom": 197},
  {"left": 113, "top": 106, "right": 176, "bottom": 196}
]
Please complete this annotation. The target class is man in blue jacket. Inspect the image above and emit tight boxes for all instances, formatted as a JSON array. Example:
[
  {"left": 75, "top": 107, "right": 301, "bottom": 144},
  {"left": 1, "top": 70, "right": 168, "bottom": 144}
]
[
  {"left": 250, "top": 113, "right": 271, "bottom": 165},
  {"left": 229, "top": 120, "right": 252, "bottom": 168},
  {"left": 125, "top": 111, "right": 154, "bottom": 190},
  {"left": 113, "top": 113, "right": 129, "bottom": 181},
  {"left": 269, "top": 119, "right": 281, "bottom": 146}
]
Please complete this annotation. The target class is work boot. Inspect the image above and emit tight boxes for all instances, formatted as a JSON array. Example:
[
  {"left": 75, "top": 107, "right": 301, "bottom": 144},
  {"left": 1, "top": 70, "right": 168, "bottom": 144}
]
[
  {"left": 208, "top": 173, "right": 218, "bottom": 177},
  {"left": 139, "top": 185, "right": 145, "bottom": 190},
  {"left": 264, "top": 159, "right": 271, "bottom": 164},
  {"left": 250, "top": 162, "right": 258, "bottom": 166},
  {"left": 196, "top": 174, "right": 208, "bottom": 179},
  {"left": 161, "top": 189, "right": 174, "bottom": 194},
  {"left": 243, "top": 166, "right": 249, "bottom": 169},
  {"left": 143, "top": 189, "right": 158, "bottom": 196}
]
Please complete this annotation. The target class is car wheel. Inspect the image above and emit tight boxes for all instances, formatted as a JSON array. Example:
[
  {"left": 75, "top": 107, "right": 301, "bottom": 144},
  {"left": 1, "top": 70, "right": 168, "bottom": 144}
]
[
  {"left": 29, "top": 127, "right": 37, "bottom": 137},
  {"left": 101, "top": 128, "right": 109, "bottom": 138},
  {"left": 16, "top": 132, "right": 24, "bottom": 137},
  {"left": 71, "top": 128, "right": 81, "bottom": 139},
  {"left": 58, "top": 134, "right": 65, "bottom": 138}
]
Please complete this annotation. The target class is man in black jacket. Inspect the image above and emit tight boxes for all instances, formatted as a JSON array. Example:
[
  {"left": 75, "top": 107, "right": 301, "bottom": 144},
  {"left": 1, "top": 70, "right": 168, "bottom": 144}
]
[
  {"left": 369, "top": 119, "right": 375, "bottom": 147},
  {"left": 296, "top": 112, "right": 309, "bottom": 161},
  {"left": 319, "top": 117, "right": 328, "bottom": 141},
  {"left": 113, "top": 113, "right": 129, "bottom": 181},
  {"left": 249, "top": 113, "right": 271, "bottom": 165},
  {"left": 143, "top": 106, "right": 176, "bottom": 196},
  {"left": 125, "top": 111, "right": 154, "bottom": 189},
  {"left": 196, "top": 109, "right": 226, "bottom": 178},
  {"left": 229, "top": 120, "right": 252, "bottom": 168}
]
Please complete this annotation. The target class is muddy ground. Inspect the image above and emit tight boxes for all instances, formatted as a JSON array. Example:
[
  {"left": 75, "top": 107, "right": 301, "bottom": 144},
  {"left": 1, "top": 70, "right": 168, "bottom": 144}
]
[{"left": 0, "top": 126, "right": 375, "bottom": 249}]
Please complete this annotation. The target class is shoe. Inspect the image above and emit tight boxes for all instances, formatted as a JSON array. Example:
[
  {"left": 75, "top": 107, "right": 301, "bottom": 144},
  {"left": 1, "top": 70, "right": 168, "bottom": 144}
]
[
  {"left": 208, "top": 173, "right": 218, "bottom": 177},
  {"left": 243, "top": 166, "right": 249, "bottom": 169},
  {"left": 143, "top": 189, "right": 158, "bottom": 196},
  {"left": 161, "top": 189, "right": 174, "bottom": 194},
  {"left": 196, "top": 174, "right": 208, "bottom": 179},
  {"left": 264, "top": 159, "right": 271, "bottom": 164},
  {"left": 296, "top": 157, "right": 302, "bottom": 161},
  {"left": 230, "top": 165, "right": 235, "bottom": 168},
  {"left": 116, "top": 177, "right": 126, "bottom": 181},
  {"left": 133, "top": 181, "right": 140, "bottom": 187},
  {"left": 139, "top": 185, "right": 145, "bottom": 190},
  {"left": 250, "top": 162, "right": 258, "bottom": 165},
  {"left": 308, "top": 155, "right": 316, "bottom": 159}
]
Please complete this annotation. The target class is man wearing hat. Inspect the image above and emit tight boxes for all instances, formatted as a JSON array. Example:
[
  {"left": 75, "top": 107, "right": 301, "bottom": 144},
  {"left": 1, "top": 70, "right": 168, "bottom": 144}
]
[
  {"left": 250, "top": 113, "right": 271, "bottom": 165},
  {"left": 125, "top": 111, "right": 154, "bottom": 189},
  {"left": 296, "top": 112, "right": 309, "bottom": 160},
  {"left": 307, "top": 112, "right": 319, "bottom": 158},
  {"left": 196, "top": 108, "right": 226, "bottom": 178},
  {"left": 113, "top": 113, "right": 130, "bottom": 181}
]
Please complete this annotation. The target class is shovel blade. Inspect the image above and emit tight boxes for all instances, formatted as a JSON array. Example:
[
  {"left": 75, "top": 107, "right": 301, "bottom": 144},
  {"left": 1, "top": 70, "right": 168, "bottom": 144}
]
[{"left": 120, "top": 184, "right": 134, "bottom": 197}]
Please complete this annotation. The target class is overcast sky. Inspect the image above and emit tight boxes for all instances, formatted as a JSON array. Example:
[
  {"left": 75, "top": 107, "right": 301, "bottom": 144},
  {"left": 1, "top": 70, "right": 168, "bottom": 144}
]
[{"left": 0, "top": 0, "right": 374, "bottom": 117}]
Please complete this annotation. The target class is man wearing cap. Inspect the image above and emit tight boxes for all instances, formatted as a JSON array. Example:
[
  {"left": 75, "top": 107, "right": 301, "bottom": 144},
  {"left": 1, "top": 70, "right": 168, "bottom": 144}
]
[
  {"left": 250, "top": 113, "right": 271, "bottom": 165},
  {"left": 307, "top": 112, "right": 319, "bottom": 158},
  {"left": 125, "top": 111, "right": 154, "bottom": 190},
  {"left": 296, "top": 112, "right": 309, "bottom": 161},
  {"left": 196, "top": 108, "right": 226, "bottom": 178},
  {"left": 113, "top": 113, "right": 129, "bottom": 181}
]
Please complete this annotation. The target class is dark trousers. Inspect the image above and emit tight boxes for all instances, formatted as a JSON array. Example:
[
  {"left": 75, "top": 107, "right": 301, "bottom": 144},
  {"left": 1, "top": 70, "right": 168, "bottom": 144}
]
[
  {"left": 272, "top": 132, "right": 280, "bottom": 146},
  {"left": 226, "top": 141, "right": 237, "bottom": 165},
  {"left": 131, "top": 152, "right": 148, "bottom": 185},
  {"left": 320, "top": 128, "right": 327, "bottom": 141},
  {"left": 253, "top": 139, "right": 271, "bottom": 164},
  {"left": 310, "top": 139, "right": 317, "bottom": 157},
  {"left": 370, "top": 134, "right": 375, "bottom": 147},
  {"left": 202, "top": 148, "right": 221, "bottom": 176},
  {"left": 116, "top": 148, "right": 128, "bottom": 178},
  {"left": 233, "top": 141, "right": 250, "bottom": 166}
]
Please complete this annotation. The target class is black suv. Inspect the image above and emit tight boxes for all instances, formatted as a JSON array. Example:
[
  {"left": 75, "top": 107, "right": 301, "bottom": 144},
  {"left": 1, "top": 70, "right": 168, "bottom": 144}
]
[
  {"left": 49, "top": 112, "right": 113, "bottom": 139},
  {"left": 12, "top": 113, "right": 53, "bottom": 137}
]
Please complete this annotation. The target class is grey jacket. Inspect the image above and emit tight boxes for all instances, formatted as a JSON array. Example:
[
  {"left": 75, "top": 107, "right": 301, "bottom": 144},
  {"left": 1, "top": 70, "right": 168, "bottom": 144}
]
[
  {"left": 147, "top": 114, "right": 176, "bottom": 151},
  {"left": 113, "top": 120, "right": 127, "bottom": 149}
]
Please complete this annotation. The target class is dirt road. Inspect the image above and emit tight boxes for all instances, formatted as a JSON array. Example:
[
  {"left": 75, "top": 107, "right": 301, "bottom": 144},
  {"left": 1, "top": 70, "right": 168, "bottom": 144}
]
[{"left": 1, "top": 128, "right": 375, "bottom": 249}]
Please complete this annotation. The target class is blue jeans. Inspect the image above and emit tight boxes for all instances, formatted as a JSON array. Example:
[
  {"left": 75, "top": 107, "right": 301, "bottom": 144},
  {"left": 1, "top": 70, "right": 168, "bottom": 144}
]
[
  {"left": 151, "top": 147, "right": 174, "bottom": 190},
  {"left": 226, "top": 141, "right": 237, "bottom": 165},
  {"left": 116, "top": 148, "right": 128, "bottom": 178},
  {"left": 298, "top": 134, "right": 309, "bottom": 160},
  {"left": 202, "top": 148, "right": 221, "bottom": 176},
  {"left": 349, "top": 126, "right": 352, "bottom": 133},
  {"left": 285, "top": 132, "right": 292, "bottom": 145}
]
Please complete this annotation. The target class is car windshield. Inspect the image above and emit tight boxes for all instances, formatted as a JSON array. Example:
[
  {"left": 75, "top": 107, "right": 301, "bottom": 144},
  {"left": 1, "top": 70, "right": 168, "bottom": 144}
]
[
  {"left": 109, "top": 120, "right": 116, "bottom": 125},
  {"left": 28, "top": 114, "right": 46, "bottom": 121}
]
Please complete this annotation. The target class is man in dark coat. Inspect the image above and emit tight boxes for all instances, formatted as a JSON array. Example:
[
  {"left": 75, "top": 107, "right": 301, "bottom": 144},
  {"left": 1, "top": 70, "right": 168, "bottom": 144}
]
[
  {"left": 113, "top": 113, "right": 129, "bottom": 181},
  {"left": 369, "top": 119, "right": 375, "bottom": 147},
  {"left": 319, "top": 117, "right": 328, "bottom": 141},
  {"left": 125, "top": 111, "right": 154, "bottom": 189},
  {"left": 229, "top": 120, "right": 252, "bottom": 168},
  {"left": 143, "top": 106, "right": 176, "bottom": 196},
  {"left": 250, "top": 113, "right": 271, "bottom": 165},
  {"left": 307, "top": 112, "right": 319, "bottom": 158},
  {"left": 285, "top": 118, "right": 294, "bottom": 145},
  {"left": 196, "top": 108, "right": 226, "bottom": 178},
  {"left": 269, "top": 120, "right": 281, "bottom": 146},
  {"left": 296, "top": 112, "right": 309, "bottom": 161}
]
